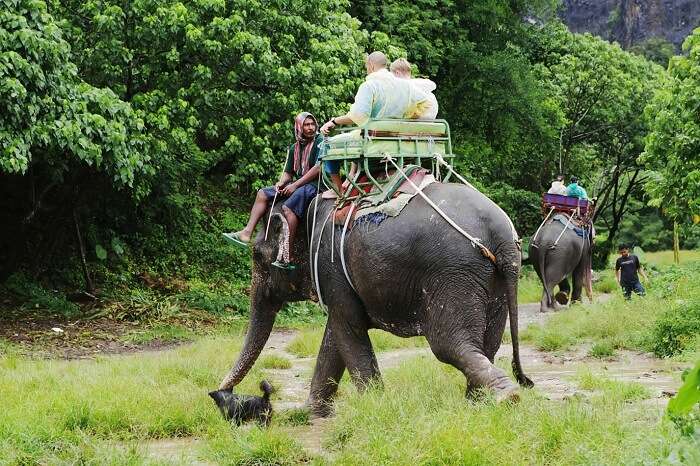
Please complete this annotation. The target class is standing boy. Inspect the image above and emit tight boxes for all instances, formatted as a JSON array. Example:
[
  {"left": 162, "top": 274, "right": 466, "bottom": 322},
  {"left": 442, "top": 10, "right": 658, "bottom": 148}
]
[{"left": 615, "top": 244, "right": 648, "bottom": 299}]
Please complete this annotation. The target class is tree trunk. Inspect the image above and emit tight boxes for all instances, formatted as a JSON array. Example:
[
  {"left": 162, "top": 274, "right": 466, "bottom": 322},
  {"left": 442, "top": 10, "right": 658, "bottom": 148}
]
[
  {"left": 673, "top": 221, "right": 680, "bottom": 264},
  {"left": 73, "top": 208, "right": 95, "bottom": 294}
]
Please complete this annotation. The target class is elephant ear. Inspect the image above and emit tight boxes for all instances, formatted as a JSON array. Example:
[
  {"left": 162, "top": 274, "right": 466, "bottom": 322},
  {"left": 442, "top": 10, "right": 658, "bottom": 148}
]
[
  {"left": 270, "top": 213, "right": 290, "bottom": 263},
  {"left": 252, "top": 212, "right": 287, "bottom": 264}
]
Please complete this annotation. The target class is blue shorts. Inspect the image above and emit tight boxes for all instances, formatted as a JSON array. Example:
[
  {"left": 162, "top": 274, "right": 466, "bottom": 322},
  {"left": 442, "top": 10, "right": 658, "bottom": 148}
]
[
  {"left": 262, "top": 184, "right": 318, "bottom": 219},
  {"left": 621, "top": 281, "right": 645, "bottom": 299}
]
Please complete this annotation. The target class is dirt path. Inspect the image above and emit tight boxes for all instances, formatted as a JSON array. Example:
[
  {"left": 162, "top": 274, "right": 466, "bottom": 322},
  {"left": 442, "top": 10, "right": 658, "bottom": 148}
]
[{"left": 144, "top": 295, "right": 684, "bottom": 463}]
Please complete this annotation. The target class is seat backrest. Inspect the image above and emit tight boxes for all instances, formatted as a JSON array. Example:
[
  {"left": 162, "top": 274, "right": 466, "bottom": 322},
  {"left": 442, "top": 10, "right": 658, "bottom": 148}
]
[
  {"left": 543, "top": 193, "right": 591, "bottom": 217},
  {"left": 364, "top": 119, "right": 447, "bottom": 136}
]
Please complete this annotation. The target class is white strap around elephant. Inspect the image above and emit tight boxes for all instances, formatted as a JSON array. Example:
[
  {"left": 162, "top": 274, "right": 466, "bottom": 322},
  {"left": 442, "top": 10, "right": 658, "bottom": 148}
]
[
  {"left": 552, "top": 211, "right": 575, "bottom": 248},
  {"left": 385, "top": 156, "right": 497, "bottom": 264},
  {"left": 340, "top": 202, "right": 358, "bottom": 293},
  {"left": 434, "top": 154, "right": 519, "bottom": 243},
  {"left": 531, "top": 206, "right": 556, "bottom": 248}
]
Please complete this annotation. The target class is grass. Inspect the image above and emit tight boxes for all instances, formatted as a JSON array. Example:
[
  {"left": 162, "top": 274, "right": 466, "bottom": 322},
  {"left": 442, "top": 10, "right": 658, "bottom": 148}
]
[
  {"left": 286, "top": 328, "right": 428, "bottom": 358},
  {"left": 521, "top": 294, "right": 659, "bottom": 352},
  {"left": 521, "top": 260, "right": 700, "bottom": 360},
  {"left": 121, "top": 323, "right": 197, "bottom": 345},
  {"left": 258, "top": 353, "right": 292, "bottom": 369},
  {"left": 574, "top": 369, "right": 652, "bottom": 401},
  {"left": 325, "top": 356, "right": 696, "bottom": 465},
  {"left": 1, "top": 331, "right": 697, "bottom": 464},
  {"left": 588, "top": 340, "right": 615, "bottom": 358},
  {"left": 0, "top": 332, "right": 310, "bottom": 464},
  {"left": 518, "top": 268, "right": 542, "bottom": 303},
  {"left": 643, "top": 249, "right": 700, "bottom": 267}
]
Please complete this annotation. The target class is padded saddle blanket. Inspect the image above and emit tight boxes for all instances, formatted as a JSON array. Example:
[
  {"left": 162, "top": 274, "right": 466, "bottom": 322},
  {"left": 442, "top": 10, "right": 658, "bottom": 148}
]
[
  {"left": 332, "top": 167, "right": 436, "bottom": 226},
  {"left": 553, "top": 214, "right": 590, "bottom": 238}
]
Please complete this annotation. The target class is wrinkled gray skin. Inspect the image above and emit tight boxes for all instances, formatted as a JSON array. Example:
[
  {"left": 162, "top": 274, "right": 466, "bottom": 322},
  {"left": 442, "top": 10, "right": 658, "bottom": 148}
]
[
  {"left": 219, "top": 183, "right": 533, "bottom": 416},
  {"left": 528, "top": 216, "right": 593, "bottom": 313}
]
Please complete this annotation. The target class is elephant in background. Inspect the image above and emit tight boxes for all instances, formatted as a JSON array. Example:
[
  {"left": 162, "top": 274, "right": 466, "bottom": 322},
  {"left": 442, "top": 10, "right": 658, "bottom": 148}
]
[
  {"left": 528, "top": 214, "right": 593, "bottom": 313},
  {"left": 218, "top": 183, "right": 533, "bottom": 416}
]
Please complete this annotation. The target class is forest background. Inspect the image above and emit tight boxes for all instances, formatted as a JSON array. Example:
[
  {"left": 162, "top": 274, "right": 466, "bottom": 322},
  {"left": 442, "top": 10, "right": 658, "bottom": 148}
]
[{"left": 1, "top": 0, "right": 700, "bottom": 316}]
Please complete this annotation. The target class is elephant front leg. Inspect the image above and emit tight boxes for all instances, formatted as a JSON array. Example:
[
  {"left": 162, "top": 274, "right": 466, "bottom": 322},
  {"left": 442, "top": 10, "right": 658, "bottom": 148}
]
[
  {"left": 329, "top": 312, "right": 381, "bottom": 390},
  {"left": 307, "top": 325, "right": 346, "bottom": 418}
]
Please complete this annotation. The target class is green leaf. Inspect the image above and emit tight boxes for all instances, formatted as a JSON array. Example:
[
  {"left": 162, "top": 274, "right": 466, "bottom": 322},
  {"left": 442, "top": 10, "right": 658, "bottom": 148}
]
[
  {"left": 95, "top": 244, "right": 108, "bottom": 260},
  {"left": 668, "top": 361, "right": 700, "bottom": 417}
]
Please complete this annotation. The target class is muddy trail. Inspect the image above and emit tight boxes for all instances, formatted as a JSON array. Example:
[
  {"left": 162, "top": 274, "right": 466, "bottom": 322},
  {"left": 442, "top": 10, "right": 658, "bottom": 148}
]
[{"left": 143, "top": 299, "right": 686, "bottom": 464}]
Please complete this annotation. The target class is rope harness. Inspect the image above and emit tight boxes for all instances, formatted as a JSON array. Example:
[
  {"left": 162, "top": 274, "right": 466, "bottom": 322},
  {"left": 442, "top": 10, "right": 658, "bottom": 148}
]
[
  {"left": 385, "top": 156, "right": 497, "bottom": 264},
  {"left": 306, "top": 151, "right": 526, "bottom": 303}
]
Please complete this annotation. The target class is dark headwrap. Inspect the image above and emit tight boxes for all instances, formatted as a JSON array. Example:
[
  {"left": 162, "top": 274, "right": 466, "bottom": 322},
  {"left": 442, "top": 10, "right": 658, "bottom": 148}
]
[{"left": 292, "top": 112, "right": 318, "bottom": 176}]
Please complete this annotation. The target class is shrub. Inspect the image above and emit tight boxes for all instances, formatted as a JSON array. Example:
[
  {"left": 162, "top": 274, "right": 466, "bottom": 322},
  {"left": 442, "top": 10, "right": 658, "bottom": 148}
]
[
  {"left": 2, "top": 273, "right": 79, "bottom": 317},
  {"left": 589, "top": 341, "right": 615, "bottom": 358},
  {"left": 650, "top": 300, "right": 700, "bottom": 357}
]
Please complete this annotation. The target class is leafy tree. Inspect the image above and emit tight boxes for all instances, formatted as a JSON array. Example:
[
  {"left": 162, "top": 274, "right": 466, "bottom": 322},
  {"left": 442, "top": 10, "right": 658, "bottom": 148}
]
[
  {"left": 530, "top": 24, "right": 665, "bottom": 265},
  {"left": 629, "top": 36, "right": 676, "bottom": 67},
  {"left": 0, "top": 0, "right": 151, "bottom": 281},
  {"left": 350, "top": 0, "right": 563, "bottom": 215},
  {"left": 54, "top": 0, "right": 368, "bottom": 192},
  {"left": 642, "top": 29, "right": 700, "bottom": 227}
]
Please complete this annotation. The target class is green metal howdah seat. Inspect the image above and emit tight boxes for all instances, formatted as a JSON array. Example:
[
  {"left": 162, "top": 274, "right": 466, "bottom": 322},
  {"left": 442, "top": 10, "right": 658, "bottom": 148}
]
[{"left": 319, "top": 118, "right": 455, "bottom": 203}]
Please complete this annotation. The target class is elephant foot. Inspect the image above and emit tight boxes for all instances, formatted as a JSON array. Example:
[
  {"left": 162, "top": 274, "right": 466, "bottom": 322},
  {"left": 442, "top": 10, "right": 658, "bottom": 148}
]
[
  {"left": 554, "top": 291, "right": 569, "bottom": 305},
  {"left": 305, "top": 398, "right": 334, "bottom": 419},
  {"left": 494, "top": 385, "right": 522, "bottom": 404}
]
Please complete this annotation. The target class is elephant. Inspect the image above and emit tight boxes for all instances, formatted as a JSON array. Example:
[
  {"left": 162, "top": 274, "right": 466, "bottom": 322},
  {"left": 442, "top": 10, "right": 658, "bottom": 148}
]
[
  {"left": 528, "top": 214, "right": 593, "bottom": 313},
  {"left": 218, "top": 182, "right": 533, "bottom": 416}
]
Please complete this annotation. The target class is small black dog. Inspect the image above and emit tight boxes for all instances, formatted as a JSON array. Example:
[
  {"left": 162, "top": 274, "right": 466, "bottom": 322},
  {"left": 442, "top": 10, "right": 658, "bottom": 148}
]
[{"left": 208, "top": 380, "right": 273, "bottom": 427}]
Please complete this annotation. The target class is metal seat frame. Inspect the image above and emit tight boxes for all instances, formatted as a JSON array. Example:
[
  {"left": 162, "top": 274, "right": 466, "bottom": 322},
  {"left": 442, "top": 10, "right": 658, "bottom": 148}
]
[{"left": 319, "top": 118, "right": 455, "bottom": 202}]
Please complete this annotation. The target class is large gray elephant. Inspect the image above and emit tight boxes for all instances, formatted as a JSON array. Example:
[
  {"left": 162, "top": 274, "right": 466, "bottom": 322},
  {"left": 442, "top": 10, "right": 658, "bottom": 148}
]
[
  {"left": 528, "top": 214, "right": 593, "bottom": 313},
  {"left": 219, "top": 182, "right": 533, "bottom": 416}
]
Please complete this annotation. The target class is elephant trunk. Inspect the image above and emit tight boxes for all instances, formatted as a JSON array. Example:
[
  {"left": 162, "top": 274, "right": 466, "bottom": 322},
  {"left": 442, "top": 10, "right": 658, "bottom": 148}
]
[{"left": 219, "top": 281, "right": 281, "bottom": 390}]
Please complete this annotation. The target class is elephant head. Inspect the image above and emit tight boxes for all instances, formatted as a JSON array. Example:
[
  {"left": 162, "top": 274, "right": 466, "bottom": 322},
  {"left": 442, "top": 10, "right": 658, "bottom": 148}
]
[{"left": 219, "top": 209, "right": 315, "bottom": 390}]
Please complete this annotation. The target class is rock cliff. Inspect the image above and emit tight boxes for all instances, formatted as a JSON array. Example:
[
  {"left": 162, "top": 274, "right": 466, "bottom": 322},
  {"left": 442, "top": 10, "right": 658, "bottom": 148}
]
[{"left": 560, "top": 0, "right": 700, "bottom": 49}]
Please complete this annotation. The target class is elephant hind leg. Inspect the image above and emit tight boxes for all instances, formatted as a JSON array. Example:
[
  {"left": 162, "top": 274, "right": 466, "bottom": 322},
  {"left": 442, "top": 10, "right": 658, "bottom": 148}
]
[{"left": 427, "top": 334, "right": 519, "bottom": 403}]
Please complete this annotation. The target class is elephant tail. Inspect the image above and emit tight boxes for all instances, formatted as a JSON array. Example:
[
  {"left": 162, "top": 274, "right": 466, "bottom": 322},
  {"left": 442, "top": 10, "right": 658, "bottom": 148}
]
[{"left": 504, "top": 264, "right": 534, "bottom": 388}]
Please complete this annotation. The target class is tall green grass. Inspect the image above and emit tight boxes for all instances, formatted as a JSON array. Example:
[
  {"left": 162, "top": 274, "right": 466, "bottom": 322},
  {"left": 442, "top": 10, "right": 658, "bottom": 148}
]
[
  {"left": 522, "top": 261, "right": 700, "bottom": 360},
  {"left": 325, "top": 356, "right": 697, "bottom": 465},
  {"left": 0, "top": 334, "right": 305, "bottom": 464},
  {"left": 518, "top": 269, "right": 543, "bottom": 303}
]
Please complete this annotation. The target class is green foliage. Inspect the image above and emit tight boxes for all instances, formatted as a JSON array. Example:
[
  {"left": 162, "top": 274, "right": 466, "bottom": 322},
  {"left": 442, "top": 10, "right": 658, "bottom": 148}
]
[
  {"left": 650, "top": 299, "right": 700, "bottom": 357},
  {"left": 0, "top": 0, "right": 152, "bottom": 186},
  {"left": 668, "top": 362, "right": 700, "bottom": 437},
  {"left": 56, "top": 0, "right": 367, "bottom": 191},
  {"left": 592, "top": 270, "right": 618, "bottom": 293},
  {"left": 524, "top": 260, "right": 700, "bottom": 360},
  {"left": 2, "top": 272, "right": 79, "bottom": 317},
  {"left": 630, "top": 36, "right": 676, "bottom": 67},
  {"left": 643, "top": 29, "right": 700, "bottom": 225},
  {"left": 588, "top": 341, "right": 615, "bottom": 358}
]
